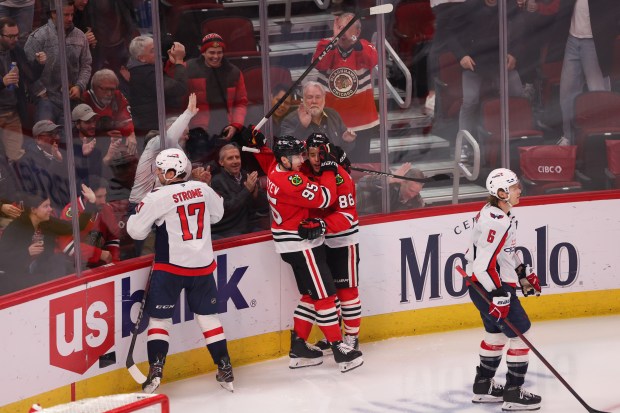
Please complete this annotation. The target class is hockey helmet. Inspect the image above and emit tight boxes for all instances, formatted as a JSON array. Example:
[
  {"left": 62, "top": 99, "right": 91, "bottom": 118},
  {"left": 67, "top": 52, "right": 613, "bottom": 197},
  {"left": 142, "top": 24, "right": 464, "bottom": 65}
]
[
  {"left": 486, "top": 168, "right": 519, "bottom": 198},
  {"left": 273, "top": 135, "right": 305, "bottom": 161},
  {"left": 155, "top": 148, "right": 191, "bottom": 181},
  {"left": 306, "top": 132, "right": 330, "bottom": 148}
]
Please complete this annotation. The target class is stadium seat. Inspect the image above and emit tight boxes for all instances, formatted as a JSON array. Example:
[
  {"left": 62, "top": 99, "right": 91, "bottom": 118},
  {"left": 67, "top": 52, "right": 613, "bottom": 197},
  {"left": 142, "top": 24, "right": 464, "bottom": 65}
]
[
  {"left": 201, "top": 16, "right": 260, "bottom": 68},
  {"left": 393, "top": 0, "right": 435, "bottom": 68},
  {"left": 605, "top": 140, "right": 620, "bottom": 189},
  {"left": 242, "top": 65, "right": 293, "bottom": 105},
  {"left": 519, "top": 145, "right": 582, "bottom": 195},
  {"left": 479, "top": 97, "right": 545, "bottom": 176},
  {"left": 573, "top": 91, "right": 620, "bottom": 189},
  {"left": 433, "top": 51, "right": 462, "bottom": 123}
]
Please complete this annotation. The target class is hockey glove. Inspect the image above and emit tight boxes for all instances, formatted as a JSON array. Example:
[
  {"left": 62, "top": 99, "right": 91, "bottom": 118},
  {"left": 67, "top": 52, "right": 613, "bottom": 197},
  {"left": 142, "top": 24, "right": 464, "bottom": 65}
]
[
  {"left": 318, "top": 143, "right": 338, "bottom": 174},
  {"left": 329, "top": 144, "right": 352, "bottom": 173},
  {"left": 516, "top": 264, "right": 541, "bottom": 297},
  {"left": 488, "top": 287, "right": 510, "bottom": 322},
  {"left": 298, "top": 218, "right": 326, "bottom": 240}
]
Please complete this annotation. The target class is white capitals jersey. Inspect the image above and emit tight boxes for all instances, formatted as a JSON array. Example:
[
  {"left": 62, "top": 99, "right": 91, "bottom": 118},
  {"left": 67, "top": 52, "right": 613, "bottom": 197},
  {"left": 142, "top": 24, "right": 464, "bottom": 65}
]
[
  {"left": 127, "top": 180, "right": 224, "bottom": 276},
  {"left": 464, "top": 203, "right": 519, "bottom": 292}
]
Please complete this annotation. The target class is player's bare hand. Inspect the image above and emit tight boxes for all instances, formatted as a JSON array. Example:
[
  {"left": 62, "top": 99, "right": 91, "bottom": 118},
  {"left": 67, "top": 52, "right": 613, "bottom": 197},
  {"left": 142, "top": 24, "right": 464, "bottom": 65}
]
[
  {"left": 187, "top": 93, "right": 199, "bottom": 116},
  {"left": 81, "top": 183, "right": 96, "bottom": 203},
  {"left": 1, "top": 203, "right": 22, "bottom": 218},
  {"left": 28, "top": 242, "right": 45, "bottom": 256},
  {"left": 245, "top": 171, "right": 258, "bottom": 192}
]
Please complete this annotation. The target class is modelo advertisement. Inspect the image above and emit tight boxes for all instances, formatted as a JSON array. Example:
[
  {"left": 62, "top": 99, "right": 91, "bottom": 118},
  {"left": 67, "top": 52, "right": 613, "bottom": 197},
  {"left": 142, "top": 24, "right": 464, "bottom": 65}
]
[{"left": 1, "top": 199, "right": 619, "bottom": 406}]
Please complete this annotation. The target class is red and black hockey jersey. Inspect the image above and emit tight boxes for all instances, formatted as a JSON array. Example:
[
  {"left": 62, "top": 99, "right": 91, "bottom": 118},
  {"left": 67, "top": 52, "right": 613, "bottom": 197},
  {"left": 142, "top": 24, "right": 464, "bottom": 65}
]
[{"left": 312, "top": 38, "right": 379, "bottom": 131}]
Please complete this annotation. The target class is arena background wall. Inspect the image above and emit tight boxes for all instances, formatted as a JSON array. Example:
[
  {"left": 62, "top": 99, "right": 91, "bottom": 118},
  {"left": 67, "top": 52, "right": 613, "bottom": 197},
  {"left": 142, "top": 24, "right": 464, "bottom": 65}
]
[{"left": 1, "top": 192, "right": 619, "bottom": 412}]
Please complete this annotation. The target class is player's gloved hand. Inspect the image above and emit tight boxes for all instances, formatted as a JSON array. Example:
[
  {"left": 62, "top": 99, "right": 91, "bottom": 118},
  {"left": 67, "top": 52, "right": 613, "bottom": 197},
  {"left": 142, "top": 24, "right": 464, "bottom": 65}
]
[
  {"left": 298, "top": 218, "right": 326, "bottom": 240},
  {"left": 488, "top": 287, "right": 510, "bottom": 321},
  {"left": 329, "top": 144, "right": 351, "bottom": 173},
  {"left": 318, "top": 143, "right": 338, "bottom": 174},
  {"left": 516, "top": 264, "right": 541, "bottom": 296},
  {"left": 248, "top": 125, "right": 266, "bottom": 148}
]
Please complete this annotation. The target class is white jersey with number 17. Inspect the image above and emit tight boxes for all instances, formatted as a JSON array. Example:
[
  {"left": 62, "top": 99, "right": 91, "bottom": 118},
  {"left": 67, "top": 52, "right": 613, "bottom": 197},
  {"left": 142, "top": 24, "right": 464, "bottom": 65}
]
[{"left": 127, "top": 180, "right": 224, "bottom": 276}]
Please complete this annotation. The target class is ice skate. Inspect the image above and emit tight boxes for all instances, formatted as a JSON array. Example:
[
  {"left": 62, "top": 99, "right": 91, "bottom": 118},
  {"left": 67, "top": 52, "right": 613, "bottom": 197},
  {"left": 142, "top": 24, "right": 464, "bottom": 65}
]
[
  {"left": 343, "top": 334, "right": 359, "bottom": 350},
  {"left": 216, "top": 355, "right": 234, "bottom": 392},
  {"left": 289, "top": 330, "right": 323, "bottom": 369},
  {"left": 472, "top": 367, "right": 503, "bottom": 403},
  {"left": 313, "top": 338, "right": 333, "bottom": 356},
  {"left": 142, "top": 362, "right": 163, "bottom": 394},
  {"left": 502, "top": 385, "right": 541, "bottom": 411},
  {"left": 331, "top": 341, "right": 363, "bottom": 373}
]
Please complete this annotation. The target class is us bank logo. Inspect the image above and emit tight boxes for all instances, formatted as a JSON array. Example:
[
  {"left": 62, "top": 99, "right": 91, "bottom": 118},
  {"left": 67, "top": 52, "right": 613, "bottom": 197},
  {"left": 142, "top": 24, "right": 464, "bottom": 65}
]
[
  {"left": 400, "top": 225, "right": 579, "bottom": 302},
  {"left": 122, "top": 253, "right": 250, "bottom": 338}
]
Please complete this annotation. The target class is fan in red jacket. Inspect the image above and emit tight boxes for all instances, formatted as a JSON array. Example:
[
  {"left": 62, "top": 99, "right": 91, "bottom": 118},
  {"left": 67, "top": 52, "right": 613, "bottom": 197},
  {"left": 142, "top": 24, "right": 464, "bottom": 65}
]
[{"left": 57, "top": 177, "right": 120, "bottom": 268}]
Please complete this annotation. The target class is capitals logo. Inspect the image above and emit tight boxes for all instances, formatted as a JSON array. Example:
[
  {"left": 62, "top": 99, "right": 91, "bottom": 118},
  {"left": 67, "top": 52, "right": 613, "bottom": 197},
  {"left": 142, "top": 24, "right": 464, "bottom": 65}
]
[
  {"left": 490, "top": 212, "right": 504, "bottom": 220},
  {"left": 328, "top": 68, "right": 358, "bottom": 98}
]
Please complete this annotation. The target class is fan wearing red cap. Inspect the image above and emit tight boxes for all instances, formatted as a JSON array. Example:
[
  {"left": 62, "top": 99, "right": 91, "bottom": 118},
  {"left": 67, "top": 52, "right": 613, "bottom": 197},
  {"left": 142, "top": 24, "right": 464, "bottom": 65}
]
[{"left": 185, "top": 32, "right": 248, "bottom": 142}]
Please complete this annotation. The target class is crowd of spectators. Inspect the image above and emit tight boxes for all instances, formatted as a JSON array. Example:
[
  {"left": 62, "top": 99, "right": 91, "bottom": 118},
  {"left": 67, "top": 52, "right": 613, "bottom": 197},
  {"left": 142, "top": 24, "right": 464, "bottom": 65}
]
[{"left": 0, "top": 0, "right": 618, "bottom": 294}]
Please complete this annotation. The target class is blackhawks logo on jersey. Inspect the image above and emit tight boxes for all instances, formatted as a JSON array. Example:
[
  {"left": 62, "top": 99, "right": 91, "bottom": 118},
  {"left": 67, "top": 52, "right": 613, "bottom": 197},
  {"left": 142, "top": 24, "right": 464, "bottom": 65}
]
[
  {"left": 288, "top": 174, "right": 303, "bottom": 186},
  {"left": 328, "top": 67, "right": 358, "bottom": 98},
  {"left": 335, "top": 174, "right": 344, "bottom": 185}
]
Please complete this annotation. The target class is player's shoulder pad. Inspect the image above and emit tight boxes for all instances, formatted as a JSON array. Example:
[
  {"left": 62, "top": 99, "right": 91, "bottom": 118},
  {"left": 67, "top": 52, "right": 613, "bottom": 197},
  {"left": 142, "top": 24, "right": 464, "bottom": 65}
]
[{"left": 481, "top": 204, "right": 510, "bottom": 226}]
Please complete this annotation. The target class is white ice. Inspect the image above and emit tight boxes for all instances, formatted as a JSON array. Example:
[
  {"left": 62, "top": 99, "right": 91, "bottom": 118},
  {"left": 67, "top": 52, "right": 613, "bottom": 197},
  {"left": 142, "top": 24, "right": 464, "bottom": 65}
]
[{"left": 160, "top": 315, "right": 620, "bottom": 413}]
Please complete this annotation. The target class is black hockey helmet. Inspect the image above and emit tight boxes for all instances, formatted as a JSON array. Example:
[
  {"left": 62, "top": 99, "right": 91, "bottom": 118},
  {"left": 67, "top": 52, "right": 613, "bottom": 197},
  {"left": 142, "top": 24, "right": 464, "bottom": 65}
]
[
  {"left": 306, "top": 132, "right": 330, "bottom": 148},
  {"left": 273, "top": 135, "right": 305, "bottom": 161}
]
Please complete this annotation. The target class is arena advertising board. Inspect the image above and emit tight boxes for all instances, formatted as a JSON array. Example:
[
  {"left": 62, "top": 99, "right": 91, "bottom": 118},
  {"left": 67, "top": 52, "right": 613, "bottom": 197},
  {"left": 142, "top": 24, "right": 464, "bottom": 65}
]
[{"left": 1, "top": 199, "right": 619, "bottom": 406}]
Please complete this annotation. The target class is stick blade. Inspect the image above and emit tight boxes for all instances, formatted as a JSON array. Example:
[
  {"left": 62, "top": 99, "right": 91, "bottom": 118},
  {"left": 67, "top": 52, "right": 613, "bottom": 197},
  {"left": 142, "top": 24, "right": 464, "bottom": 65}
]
[
  {"left": 128, "top": 363, "right": 148, "bottom": 384},
  {"left": 368, "top": 4, "right": 393, "bottom": 15}
]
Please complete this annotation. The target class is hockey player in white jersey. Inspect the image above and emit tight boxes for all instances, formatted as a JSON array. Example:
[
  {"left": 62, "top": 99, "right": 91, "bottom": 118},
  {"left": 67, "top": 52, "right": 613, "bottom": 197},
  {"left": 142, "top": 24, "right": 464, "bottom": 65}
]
[
  {"left": 127, "top": 148, "right": 234, "bottom": 393},
  {"left": 464, "top": 168, "right": 542, "bottom": 411}
]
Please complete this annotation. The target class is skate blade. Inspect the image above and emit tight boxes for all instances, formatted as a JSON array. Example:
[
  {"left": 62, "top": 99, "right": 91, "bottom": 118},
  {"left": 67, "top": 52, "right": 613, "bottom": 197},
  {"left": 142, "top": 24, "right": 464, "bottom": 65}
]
[
  {"left": 472, "top": 394, "right": 503, "bottom": 403},
  {"left": 219, "top": 381, "right": 234, "bottom": 392},
  {"left": 142, "top": 377, "right": 160, "bottom": 394},
  {"left": 289, "top": 358, "right": 323, "bottom": 369},
  {"left": 339, "top": 357, "right": 364, "bottom": 373},
  {"left": 320, "top": 349, "right": 333, "bottom": 356},
  {"left": 502, "top": 402, "right": 541, "bottom": 411}
]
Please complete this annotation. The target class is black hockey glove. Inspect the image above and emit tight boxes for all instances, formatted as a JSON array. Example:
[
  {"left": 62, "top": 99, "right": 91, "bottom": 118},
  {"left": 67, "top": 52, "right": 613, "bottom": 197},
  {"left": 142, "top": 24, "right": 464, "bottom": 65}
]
[
  {"left": 298, "top": 218, "right": 326, "bottom": 240},
  {"left": 234, "top": 125, "right": 266, "bottom": 148},
  {"left": 329, "top": 144, "right": 351, "bottom": 173},
  {"left": 516, "top": 264, "right": 541, "bottom": 297},
  {"left": 318, "top": 143, "right": 338, "bottom": 174}
]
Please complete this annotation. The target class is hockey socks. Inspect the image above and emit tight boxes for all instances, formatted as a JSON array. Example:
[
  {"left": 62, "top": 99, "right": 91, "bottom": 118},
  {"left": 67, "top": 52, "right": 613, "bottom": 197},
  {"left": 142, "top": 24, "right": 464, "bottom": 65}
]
[
  {"left": 337, "top": 287, "right": 361, "bottom": 336},
  {"left": 146, "top": 317, "right": 171, "bottom": 365},
  {"left": 197, "top": 314, "right": 229, "bottom": 365},
  {"left": 314, "top": 296, "right": 342, "bottom": 343},
  {"left": 293, "top": 295, "right": 316, "bottom": 340}
]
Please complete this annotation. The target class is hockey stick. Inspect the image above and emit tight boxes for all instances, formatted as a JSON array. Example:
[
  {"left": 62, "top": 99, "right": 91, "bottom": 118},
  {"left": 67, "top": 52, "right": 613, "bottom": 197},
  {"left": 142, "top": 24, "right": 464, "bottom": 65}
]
[
  {"left": 349, "top": 166, "right": 451, "bottom": 183},
  {"left": 455, "top": 265, "right": 609, "bottom": 413},
  {"left": 253, "top": 4, "right": 394, "bottom": 132},
  {"left": 126, "top": 263, "right": 155, "bottom": 384}
]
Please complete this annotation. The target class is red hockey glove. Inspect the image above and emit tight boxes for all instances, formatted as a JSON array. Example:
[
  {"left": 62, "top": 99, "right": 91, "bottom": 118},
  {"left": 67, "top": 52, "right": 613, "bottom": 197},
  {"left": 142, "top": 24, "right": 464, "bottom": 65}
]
[
  {"left": 516, "top": 264, "right": 541, "bottom": 297},
  {"left": 318, "top": 144, "right": 338, "bottom": 174},
  {"left": 298, "top": 218, "right": 326, "bottom": 240},
  {"left": 489, "top": 288, "right": 510, "bottom": 321}
]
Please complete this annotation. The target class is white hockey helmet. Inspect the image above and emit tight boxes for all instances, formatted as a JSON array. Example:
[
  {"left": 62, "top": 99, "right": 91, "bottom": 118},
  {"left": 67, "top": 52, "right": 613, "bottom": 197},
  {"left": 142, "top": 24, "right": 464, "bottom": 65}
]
[
  {"left": 155, "top": 148, "right": 191, "bottom": 181},
  {"left": 486, "top": 168, "right": 519, "bottom": 198}
]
